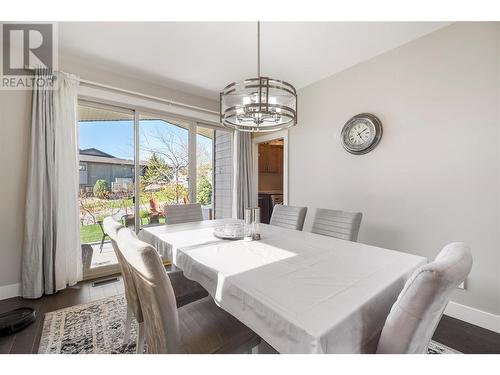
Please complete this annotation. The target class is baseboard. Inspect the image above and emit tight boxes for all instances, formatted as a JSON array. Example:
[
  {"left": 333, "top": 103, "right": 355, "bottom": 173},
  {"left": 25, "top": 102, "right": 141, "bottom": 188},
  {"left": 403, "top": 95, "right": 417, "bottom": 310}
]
[
  {"left": 0, "top": 283, "right": 21, "bottom": 300},
  {"left": 445, "top": 301, "right": 500, "bottom": 333}
]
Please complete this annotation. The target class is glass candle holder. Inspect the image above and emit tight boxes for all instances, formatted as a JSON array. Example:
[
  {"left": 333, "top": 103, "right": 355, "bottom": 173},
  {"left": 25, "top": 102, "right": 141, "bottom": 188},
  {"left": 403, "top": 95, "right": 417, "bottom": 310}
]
[
  {"left": 244, "top": 208, "right": 253, "bottom": 240},
  {"left": 252, "top": 207, "right": 261, "bottom": 240}
]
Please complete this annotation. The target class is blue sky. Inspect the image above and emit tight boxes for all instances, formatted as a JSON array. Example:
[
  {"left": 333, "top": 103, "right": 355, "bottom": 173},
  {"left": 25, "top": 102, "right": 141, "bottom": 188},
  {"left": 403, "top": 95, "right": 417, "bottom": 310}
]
[{"left": 79, "top": 119, "right": 213, "bottom": 162}]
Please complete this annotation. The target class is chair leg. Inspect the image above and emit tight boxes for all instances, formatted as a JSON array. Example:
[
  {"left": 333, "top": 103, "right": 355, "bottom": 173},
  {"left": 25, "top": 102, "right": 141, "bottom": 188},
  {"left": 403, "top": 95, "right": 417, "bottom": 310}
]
[
  {"left": 99, "top": 235, "right": 106, "bottom": 253},
  {"left": 136, "top": 322, "right": 145, "bottom": 354},
  {"left": 123, "top": 304, "right": 132, "bottom": 345}
]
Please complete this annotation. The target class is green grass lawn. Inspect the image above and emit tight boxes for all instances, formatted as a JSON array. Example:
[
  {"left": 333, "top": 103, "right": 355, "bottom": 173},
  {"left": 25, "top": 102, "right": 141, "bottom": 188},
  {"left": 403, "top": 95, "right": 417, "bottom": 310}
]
[
  {"left": 80, "top": 217, "right": 167, "bottom": 244},
  {"left": 80, "top": 223, "right": 103, "bottom": 244}
]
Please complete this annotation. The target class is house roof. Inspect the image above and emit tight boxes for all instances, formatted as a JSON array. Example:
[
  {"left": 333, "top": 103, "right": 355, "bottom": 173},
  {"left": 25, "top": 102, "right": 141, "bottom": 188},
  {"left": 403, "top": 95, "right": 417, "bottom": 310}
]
[
  {"left": 79, "top": 149, "right": 147, "bottom": 166},
  {"left": 80, "top": 148, "right": 115, "bottom": 158}
]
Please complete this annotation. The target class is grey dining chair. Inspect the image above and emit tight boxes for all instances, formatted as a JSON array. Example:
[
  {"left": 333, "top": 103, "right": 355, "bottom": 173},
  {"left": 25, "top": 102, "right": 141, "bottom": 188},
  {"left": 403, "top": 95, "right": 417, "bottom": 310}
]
[
  {"left": 269, "top": 204, "right": 307, "bottom": 231},
  {"left": 164, "top": 203, "right": 203, "bottom": 225},
  {"left": 162, "top": 202, "right": 209, "bottom": 294},
  {"left": 103, "top": 217, "right": 145, "bottom": 353},
  {"left": 376, "top": 242, "right": 473, "bottom": 354},
  {"left": 104, "top": 217, "right": 208, "bottom": 352},
  {"left": 116, "top": 228, "right": 261, "bottom": 354},
  {"left": 311, "top": 208, "right": 363, "bottom": 241}
]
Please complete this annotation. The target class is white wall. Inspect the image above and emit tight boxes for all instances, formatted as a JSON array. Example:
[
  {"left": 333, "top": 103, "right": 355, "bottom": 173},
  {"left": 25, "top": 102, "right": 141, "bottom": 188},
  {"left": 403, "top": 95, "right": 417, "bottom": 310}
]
[
  {"left": 290, "top": 22, "right": 500, "bottom": 316},
  {"left": 0, "top": 56, "right": 218, "bottom": 297}
]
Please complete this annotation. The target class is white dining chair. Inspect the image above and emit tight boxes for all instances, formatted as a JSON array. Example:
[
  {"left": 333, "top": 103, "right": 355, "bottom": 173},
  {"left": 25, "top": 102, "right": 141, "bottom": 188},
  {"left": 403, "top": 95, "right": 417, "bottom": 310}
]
[
  {"left": 164, "top": 203, "right": 203, "bottom": 225},
  {"left": 376, "top": 242, "right": 473, "bottom": 354},
  {"left": 269, "top": 204, "right": 307, "bottom": 231},
  {"left": 311, "top": 208, "right": 362, "bottom": 241},
  {"left": 116, "top": 228, "right": 261, "bottom": 354},
  {"left": 103, "top": 217, "right": 145, "bottom": 353},
  {"left": 104, "top": 217, "right": 209, "bottom": 352}
]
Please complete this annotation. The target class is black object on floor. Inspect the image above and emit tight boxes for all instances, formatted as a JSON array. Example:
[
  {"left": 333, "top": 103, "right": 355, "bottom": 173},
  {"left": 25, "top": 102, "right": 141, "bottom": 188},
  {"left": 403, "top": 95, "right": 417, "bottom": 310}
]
[{"left": 0, "top": 307, "right": 36, "bottom": 337}]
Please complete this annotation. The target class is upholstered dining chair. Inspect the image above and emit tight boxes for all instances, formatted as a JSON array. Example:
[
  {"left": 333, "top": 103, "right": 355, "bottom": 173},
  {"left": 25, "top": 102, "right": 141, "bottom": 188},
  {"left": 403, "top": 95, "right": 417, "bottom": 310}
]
[
  {"left": 269, "top": 204, "right": 307, "bottom": 231},
  {"left": 104, "top": 217, "right": 208, "bottom": 351},
  {"left": 376, "top": 242, "right": 473, "bottom": 354},
  {"left": 103, "top": 217, "right": 145, "bottom": 353},
  {"left": 164, "top": 203, "right": 203, "bottom": 225},
  {"left": 311, "top": 208, "right": 363, "bottom": 241},
  {"left": 116, "top": 228, "right": 261, "bottom": 354},
  {"left": 162, "top": 202, "right": 209, "bottom": 289}
]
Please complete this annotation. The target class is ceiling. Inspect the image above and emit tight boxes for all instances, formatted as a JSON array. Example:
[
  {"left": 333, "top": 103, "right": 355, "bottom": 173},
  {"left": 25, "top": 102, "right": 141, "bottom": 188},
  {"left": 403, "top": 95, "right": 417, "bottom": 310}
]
[{"left": 59, "top": 22, "right": 450, "bottom": 100}]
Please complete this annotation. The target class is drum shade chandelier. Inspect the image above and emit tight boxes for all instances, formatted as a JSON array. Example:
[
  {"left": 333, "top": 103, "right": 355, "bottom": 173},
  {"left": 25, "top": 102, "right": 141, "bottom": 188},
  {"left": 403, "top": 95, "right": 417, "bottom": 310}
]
[{"left": 220, "top": 22, "right": 297, "bottom": 132}]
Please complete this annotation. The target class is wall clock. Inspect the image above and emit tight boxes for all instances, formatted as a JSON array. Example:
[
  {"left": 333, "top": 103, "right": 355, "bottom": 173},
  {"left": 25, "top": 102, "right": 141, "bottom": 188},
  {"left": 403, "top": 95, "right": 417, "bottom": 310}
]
[{"left": 341, "top": 113, "right": 383, "bottom": 155}]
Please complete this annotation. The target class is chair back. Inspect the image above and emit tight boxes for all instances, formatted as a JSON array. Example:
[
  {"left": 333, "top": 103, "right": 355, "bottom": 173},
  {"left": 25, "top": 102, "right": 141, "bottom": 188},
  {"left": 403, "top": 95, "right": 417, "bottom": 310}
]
[
  {"left": 149, "top": 197, "right": 161, "bottom": 213},
  {"left": 103, "top": 217, "right": 143, "bottom": 323},
  {"left": 311, "top": 208, "right": 362, "bottom": 241},
  {"left": 269, "top": 204, "right": 307, "bottom": 231},
  {"left": 117, "top": 228, "right": 182, "bottom": 354},
  {"left": 164, "top": 203, "right": 203, "bottom": 225},
  {"left": 376, "top": 242, "right": 473, "bottom": 354}
]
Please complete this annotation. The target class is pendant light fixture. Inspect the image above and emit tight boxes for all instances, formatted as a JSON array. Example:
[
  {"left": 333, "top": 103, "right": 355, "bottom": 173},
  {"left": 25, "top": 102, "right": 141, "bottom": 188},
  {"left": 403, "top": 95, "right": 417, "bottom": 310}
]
[{"left": 220, "top": 22, "right": 297, "bottom": 132}]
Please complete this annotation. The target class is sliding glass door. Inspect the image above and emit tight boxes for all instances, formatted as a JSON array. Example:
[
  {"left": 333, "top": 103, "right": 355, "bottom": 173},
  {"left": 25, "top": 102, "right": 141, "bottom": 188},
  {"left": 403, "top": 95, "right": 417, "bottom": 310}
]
[
  {"left": 139, "top": 113, "right": 190, "bottom": 227},
  {"left": 78, "top": 102, "right": 135, "bottom": 279},
  {"left": 196, "top": 125, "right": 214, "bottom": 219},
  {"left": 195, "top": 125, "right": 234, "bottom": 220},
  {"left": 77, "top": 100, "right": 234, "bottom": 279}
]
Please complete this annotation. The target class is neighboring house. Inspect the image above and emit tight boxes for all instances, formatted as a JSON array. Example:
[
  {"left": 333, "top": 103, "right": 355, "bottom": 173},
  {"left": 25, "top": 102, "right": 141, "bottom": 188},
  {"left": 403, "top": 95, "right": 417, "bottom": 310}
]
[{"left": 79, "top": 148, "right": 146, "bottom": 193}]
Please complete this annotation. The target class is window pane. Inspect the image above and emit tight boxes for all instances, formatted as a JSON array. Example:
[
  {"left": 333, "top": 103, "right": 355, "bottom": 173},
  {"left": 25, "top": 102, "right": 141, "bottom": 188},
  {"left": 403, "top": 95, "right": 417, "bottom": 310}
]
[
  {"left": 78, "top": 103, "right": 135, "bottom": 279},
  {"left": 213, "top": 129, "right": 233, "bottom": 219},
  {"left": 139, "top": 113, "right": 189, "bottom": 227},
  {"left": 196, "top": 126, "right": 214, "bottom": 219}
]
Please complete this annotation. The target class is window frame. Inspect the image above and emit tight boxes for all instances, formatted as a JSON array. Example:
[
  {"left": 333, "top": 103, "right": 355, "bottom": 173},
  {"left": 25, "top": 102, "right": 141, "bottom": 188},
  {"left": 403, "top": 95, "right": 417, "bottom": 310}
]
[{"left": 78, "top": 98, "right": 232, "bottom": 232}]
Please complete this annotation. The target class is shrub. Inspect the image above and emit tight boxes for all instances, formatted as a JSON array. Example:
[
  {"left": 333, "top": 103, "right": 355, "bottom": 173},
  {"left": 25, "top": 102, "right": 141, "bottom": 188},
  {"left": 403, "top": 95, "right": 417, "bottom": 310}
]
[
  {"left": 93, "top": 179, "right": 109, "bottom": 199},
  {"left": 197, "top": 175, "right": 212, "bottom": 206}
]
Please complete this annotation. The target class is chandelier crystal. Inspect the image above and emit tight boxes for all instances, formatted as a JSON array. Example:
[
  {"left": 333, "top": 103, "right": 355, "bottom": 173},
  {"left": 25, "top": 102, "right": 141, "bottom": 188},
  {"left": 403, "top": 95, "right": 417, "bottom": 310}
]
[{"left": 220, "top": 22, "right": 297, "bottom": 132}]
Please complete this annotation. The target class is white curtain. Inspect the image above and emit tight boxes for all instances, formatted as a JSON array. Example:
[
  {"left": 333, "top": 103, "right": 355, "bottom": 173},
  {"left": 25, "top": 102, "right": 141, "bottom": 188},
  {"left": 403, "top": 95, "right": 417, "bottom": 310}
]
[
  {"left": 22, "top": 69, "right": 82, "bottom": 298},
  {"left": 232, "top": 131, "right": 255, "bottom": 219}
]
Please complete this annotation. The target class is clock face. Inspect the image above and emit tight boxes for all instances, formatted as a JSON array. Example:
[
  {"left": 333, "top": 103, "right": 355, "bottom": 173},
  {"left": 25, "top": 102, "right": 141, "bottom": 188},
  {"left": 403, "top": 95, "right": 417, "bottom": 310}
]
[{"left": 341, "top": 114, "right": 383, "bottom": 154}]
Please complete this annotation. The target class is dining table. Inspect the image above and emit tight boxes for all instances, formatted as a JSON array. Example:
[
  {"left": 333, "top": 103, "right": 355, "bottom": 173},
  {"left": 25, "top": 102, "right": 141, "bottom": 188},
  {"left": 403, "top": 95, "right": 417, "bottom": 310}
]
[{"left": 138, "top": 219, "right": 427, "bottom": 354}]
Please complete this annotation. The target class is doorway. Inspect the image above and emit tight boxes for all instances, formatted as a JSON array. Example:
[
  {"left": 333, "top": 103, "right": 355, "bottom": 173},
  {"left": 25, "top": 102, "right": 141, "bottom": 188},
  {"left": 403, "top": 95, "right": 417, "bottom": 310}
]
[{"left": 252, "top": 130, "right": 288, "bottom": 224}]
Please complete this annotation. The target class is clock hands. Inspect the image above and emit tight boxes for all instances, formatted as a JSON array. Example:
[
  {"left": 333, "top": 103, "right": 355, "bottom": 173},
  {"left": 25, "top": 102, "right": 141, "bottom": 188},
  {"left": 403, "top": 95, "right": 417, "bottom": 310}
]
[
  {"left": 356, "top": 128, "right": 369, "bottom": 140},
  {"left": 349, "top": 125, "right": 370, "bottom": 145}
]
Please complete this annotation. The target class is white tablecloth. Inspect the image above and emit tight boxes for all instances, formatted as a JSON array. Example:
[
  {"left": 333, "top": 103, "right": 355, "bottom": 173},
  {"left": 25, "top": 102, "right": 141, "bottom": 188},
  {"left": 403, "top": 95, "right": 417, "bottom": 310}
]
[
  {"left": 138, "top": 218, "right": 235, "bottom": 259},
  {"left": 139, "top": 220, "right": 427, "bottom": 354}
]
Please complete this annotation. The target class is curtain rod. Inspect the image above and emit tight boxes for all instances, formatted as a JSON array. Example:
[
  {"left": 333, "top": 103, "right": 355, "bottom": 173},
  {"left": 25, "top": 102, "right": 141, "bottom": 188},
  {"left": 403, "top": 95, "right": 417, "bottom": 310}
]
[
  {"left": 78, "top": 78, "right": 219, "bottom": 116},
  {"left": 25, "top": 66, "right": 219, "bottom": 116}
]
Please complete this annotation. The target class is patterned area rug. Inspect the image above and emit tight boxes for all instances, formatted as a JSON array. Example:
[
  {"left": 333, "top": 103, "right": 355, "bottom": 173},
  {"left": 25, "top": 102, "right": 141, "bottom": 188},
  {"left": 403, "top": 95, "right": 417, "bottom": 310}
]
[
  {"left": 39, "top": 294, "right": 137, "bottom": 354},
  {"left": 38, "top": 294, "right": 461, "bottom": 354}
]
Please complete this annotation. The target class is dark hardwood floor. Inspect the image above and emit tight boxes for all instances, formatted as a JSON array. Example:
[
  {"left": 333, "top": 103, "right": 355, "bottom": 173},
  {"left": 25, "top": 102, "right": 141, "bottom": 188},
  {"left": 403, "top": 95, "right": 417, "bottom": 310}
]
[
  {"left": 1, "top": 278, "right": 499, "bottom": 354},
  {"left": 433, "top": 315, "right": 500, "bottom": 354},
  {"left": 0, "top": 278, "right": 124, "bottom": 354}
]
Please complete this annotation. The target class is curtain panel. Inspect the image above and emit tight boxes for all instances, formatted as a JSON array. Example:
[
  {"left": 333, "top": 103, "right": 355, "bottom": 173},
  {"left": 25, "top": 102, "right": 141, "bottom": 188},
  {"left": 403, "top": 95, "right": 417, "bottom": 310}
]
[
  {"left": 232, "top": 131, "right": 255, "bottom": 219},
  {"left": 22, "top": 69, "right": 82, "bottom": 298}
]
